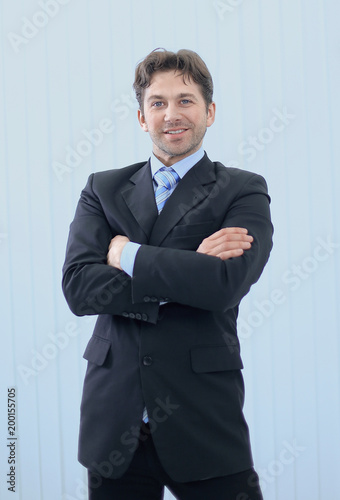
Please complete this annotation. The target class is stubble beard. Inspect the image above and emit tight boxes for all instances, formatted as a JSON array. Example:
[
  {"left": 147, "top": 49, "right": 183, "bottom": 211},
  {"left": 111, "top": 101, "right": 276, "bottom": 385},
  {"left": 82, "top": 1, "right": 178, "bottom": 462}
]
[{"left": 150, "top": 124, "right": 207, "bottom": 160}]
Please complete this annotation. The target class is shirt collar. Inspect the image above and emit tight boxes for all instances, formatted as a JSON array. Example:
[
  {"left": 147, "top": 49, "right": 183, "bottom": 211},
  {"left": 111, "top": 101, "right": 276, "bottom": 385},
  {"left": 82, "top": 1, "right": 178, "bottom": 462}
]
[{"left": 150, "top": 147, "right": 205, "bottom": 180}]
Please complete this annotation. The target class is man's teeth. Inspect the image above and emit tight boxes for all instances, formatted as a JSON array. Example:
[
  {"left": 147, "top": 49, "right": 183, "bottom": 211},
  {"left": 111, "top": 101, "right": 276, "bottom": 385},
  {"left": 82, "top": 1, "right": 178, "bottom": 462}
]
[{"left": 166, "top": 129, "right": 186, "bottom": 134}]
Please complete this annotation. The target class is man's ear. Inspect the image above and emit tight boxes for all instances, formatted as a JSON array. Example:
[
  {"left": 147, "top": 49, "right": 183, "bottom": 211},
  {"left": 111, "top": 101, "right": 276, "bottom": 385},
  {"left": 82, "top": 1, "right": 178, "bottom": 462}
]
[
  {"left": 206, "top": 102, "right": 216, "bottom": 128},
  {"left": 137, "top": 109, "right": 148, "bottom": 132}
]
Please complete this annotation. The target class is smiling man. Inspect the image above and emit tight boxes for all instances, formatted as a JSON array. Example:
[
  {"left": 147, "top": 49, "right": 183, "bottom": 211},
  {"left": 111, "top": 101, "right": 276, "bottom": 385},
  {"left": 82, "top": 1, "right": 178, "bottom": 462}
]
[
  {"left": 137, "top": 69, "right": 215, "bottom": 164},
  {"left": 62, "top": 49, "right": 273, "bottom": 499}
]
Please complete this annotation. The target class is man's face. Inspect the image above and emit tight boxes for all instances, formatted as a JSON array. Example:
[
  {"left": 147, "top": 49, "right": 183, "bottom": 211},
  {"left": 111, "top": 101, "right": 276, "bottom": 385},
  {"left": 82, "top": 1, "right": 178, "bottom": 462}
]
[{"left": 138, "top": 70, "right": 215, "bottom": 166}]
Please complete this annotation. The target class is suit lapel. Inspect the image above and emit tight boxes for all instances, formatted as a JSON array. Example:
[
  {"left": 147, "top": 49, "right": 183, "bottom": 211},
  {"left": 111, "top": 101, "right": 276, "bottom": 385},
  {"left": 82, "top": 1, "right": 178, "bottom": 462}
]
[
  {"left": 149, "top": 154, "right": 217, "bottom": 247},
  {"left": 121, "top": 160, "right": 158, "bottom": 240}
]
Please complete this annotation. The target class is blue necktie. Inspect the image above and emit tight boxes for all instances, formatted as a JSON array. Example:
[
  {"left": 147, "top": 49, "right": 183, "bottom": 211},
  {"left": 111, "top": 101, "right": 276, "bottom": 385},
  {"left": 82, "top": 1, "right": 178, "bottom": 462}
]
[
  {"left": 142, "top": 407, "right": 148, "bottom": 424},
  {"left": 154, "top": 167, "right": 180, "bottom": 213},
  {"left": 142, "top": 167, "right": 180, "bottom": 424}
]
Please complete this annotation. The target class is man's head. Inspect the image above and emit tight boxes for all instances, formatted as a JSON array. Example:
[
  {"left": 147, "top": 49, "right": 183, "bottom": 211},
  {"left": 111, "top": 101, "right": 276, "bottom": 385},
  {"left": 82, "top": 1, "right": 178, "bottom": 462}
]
[
  {"left": 133, "top": 49, "right": 216, "bottom": 166},
  {"left": 133, "top": 48, "right": 214, "bottom": 115}
]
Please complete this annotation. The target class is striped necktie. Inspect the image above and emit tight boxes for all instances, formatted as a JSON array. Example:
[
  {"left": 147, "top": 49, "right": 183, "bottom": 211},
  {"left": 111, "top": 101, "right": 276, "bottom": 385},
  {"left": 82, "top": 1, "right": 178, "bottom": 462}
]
[
  {"left": 154, "top": 167, "right": 180, "bottom": 213},
  {"left": 142, "top": 407, "right": 148, "bottom": 424},
  {"left": 142, "top": 167, "right": 180, "bottom": 425}
]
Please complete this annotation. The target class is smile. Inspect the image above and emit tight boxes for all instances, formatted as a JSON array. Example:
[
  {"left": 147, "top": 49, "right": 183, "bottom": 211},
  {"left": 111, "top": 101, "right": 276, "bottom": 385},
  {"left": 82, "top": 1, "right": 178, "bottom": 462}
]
[{"left": 164, "top": 129, "right": 188, "bottom": 135}]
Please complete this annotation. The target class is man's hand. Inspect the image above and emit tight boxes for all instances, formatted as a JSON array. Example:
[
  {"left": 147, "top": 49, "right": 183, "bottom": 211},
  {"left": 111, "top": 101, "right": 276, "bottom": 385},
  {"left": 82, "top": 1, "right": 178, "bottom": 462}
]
[
  {"left": 196, "top": 227, "right": 253, "bottom": 260},
  {"left": 107, "top": 235, "right": 130, "bottom": 270}
]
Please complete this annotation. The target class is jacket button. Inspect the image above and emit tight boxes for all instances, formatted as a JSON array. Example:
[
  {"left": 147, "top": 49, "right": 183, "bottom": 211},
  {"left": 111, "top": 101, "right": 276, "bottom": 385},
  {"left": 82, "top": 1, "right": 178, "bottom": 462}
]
[
  {"left": 144, "top": 296, "right": 150, "bottom": 302},
  {"left": 151, "top": 296, "right": 158, "bottom": 302},
  {"left": 135, "top": 313, "right": 142, "bottom": 320},
  {"left": 129, "top": 313, "right": 136, "bottom": 319},
  {"left": 141, "top": 313, "right": 148, "bottom": 321},
  {"left": 143, "top": 356, "right": 153, "bottom": 366},
  {"left": 122, "top": 312, "right": 129, "bottom": 317}
]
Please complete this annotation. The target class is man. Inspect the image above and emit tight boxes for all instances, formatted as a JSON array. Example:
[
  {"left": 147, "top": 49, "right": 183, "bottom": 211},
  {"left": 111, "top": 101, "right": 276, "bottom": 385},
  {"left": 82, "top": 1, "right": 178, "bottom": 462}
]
[{"left": 62, "top": 48, "right": 273, "bottom": 499}]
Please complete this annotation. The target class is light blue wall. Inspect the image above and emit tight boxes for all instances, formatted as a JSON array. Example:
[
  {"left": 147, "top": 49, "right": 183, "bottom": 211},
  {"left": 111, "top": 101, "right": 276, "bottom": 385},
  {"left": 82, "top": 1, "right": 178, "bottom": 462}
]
[{"left": 1, "top": 1, "right": 339, "bottom": 499}]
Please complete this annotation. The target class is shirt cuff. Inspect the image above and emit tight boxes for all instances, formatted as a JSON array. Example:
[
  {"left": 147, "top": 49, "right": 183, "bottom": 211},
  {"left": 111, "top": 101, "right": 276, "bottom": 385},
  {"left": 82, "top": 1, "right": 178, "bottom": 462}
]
[{"left": 120, "top": 242, "right": 141, "bottom": 277}]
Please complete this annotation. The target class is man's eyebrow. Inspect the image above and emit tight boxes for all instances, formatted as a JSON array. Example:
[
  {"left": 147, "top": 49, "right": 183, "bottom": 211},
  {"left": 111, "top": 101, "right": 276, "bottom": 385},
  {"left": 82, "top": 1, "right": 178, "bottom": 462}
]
[
  {"left": 146, "top": 93, "right": 199, "bottom": 103},
  {"left": 147, "top": 94, "right": 164, "bottom": 102},
  {"left": 178, "top": 93, "right": 198, "bottom": 101}
]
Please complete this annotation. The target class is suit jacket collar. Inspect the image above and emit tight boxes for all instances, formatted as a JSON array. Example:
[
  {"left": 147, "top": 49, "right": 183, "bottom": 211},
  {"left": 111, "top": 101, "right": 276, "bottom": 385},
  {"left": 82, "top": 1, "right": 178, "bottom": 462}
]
[
  {"left": 121, "top": 161, "right": 158, "bottom": 241},
  {"left": 121, "top": 153, "right": 216, "bottom": 245},
  {"left": 149, "top": 153, "right": 216, "bottom": 246}
]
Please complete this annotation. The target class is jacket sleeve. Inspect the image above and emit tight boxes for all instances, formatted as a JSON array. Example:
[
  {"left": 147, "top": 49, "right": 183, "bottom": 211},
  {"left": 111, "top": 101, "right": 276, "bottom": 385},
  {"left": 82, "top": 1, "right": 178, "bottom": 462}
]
[
  {"left": 62, "top": 174, "right": 160, "bottom": 324},
  {"left": 131, "top": 173, "right": 273, "bottom": 312}
]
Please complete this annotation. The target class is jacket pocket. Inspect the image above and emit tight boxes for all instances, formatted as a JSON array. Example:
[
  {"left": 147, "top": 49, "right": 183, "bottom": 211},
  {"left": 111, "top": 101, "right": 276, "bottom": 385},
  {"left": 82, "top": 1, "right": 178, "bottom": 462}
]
[
  {"left": 190, "top": 344, "right": 243, "bottom": 373},
  {"left": 83, "top": 335, "right": 111, "bottom": 366}
]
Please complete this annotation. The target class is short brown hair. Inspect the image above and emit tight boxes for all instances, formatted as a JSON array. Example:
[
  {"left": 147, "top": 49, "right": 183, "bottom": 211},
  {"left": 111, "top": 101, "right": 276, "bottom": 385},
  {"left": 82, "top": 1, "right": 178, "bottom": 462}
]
[{"left": 133, "top": 48, "right": 214, "bottom": 114}]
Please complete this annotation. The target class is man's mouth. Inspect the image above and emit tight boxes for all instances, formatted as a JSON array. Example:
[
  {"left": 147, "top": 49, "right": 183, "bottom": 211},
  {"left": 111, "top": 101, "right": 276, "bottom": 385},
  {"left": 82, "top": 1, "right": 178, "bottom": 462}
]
[{"left": 164, "top": 129, "right": 188, "bottom": 135}]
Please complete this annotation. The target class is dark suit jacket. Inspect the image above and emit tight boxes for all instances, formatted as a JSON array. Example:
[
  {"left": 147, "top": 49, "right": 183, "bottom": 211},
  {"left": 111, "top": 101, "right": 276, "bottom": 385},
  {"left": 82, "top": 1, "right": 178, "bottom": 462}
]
[{"left": 62, "top": 153, "right": 273, "bottom": 482}]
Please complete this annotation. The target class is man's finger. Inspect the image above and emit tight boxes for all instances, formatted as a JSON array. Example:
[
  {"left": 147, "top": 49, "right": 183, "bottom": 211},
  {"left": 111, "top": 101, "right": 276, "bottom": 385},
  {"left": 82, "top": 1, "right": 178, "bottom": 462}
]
[
  {"left": 205, "top": 227, "right": 249, "bottom": 241},
  {"left": 217, "top": 249, "right": 244, "bottom": 260},
  {"left": 204, "top": 234, "right": 253, "bottom": 246},
  {"left": 204, "top": 240, "right": 251, "bottom": 256},
  {"left": 197, "top": 235, "right": 253, "bottom": 254}
]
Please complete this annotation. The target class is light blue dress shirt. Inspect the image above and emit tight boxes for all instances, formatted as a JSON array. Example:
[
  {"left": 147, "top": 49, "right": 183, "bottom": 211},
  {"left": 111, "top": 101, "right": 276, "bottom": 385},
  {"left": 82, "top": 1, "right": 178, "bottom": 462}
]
[{"left": 120, "top": 147, "right": 205, "bottom": 277}]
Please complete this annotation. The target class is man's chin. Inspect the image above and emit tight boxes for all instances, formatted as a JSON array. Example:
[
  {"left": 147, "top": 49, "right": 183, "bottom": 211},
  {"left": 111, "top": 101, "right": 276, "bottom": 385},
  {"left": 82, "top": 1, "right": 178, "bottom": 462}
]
[{"left": 158, "top": 144, "right": 199, "bottom": 160}]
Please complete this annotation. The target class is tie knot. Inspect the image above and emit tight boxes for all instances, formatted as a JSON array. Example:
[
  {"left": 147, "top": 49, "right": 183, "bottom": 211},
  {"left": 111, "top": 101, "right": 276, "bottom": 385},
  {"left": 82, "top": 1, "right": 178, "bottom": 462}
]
[{"left": 154, "top": 167, "right": 180, "bottom": 190}]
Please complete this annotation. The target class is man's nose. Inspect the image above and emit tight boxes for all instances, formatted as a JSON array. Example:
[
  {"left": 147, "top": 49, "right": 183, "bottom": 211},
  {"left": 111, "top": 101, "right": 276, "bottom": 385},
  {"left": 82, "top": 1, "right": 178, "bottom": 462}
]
[{"left": 164, "top": 103, "right": 182, "bottom": 122}]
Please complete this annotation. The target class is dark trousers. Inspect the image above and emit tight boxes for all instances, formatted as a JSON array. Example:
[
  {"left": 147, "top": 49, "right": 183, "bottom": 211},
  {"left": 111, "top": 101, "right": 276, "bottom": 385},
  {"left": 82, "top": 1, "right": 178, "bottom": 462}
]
[{"left": 88, "top": 425, "right": 263, "bottom": 500}]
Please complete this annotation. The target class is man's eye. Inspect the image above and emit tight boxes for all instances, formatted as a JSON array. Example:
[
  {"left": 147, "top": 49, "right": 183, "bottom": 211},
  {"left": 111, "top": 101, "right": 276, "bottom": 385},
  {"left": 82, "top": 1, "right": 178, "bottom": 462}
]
[
  {"left": 152, "top": 101, "right": 163, "bottom": 107},
  {"left": 181, "top": 99, "right": 191, "bottom": 104}
]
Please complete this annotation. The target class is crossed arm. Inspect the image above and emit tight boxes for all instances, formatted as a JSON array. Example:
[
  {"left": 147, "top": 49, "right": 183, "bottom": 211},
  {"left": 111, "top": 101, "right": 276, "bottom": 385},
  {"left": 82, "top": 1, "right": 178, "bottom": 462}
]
[
  {"left": 63, "top": 171, "right": 272, "bottom": 319},
  {"left": 107, "top": 227, "right": 254, "bottom": 270}
]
